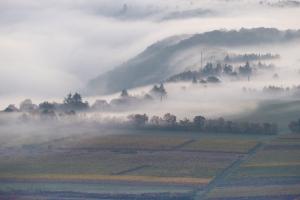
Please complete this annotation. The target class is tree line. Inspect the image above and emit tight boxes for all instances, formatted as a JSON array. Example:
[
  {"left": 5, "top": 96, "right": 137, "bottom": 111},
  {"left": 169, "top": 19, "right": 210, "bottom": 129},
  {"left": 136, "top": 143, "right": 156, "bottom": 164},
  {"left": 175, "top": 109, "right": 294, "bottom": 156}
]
[
  {"left": 3, "top": 93, "right": 88, "bottom": 114},
  {"left": 3, "top": 84, "right": 168, "bottom": 115},
  {"left": 166, "top": 61, "right": 257, "bottom": 83},
  {"left": 127, "top": 113, "right": 278, "bottom": 135},
  {"left": 224, "top": 53, "right": 280, "bottom": 63}
]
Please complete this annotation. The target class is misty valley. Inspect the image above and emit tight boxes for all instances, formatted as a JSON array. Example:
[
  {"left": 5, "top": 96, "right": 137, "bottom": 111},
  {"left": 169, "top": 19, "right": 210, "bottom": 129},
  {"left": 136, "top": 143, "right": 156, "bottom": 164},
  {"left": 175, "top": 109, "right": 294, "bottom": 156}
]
[{"left": 1, "top": 0, "right": 300, "bottom": 200}]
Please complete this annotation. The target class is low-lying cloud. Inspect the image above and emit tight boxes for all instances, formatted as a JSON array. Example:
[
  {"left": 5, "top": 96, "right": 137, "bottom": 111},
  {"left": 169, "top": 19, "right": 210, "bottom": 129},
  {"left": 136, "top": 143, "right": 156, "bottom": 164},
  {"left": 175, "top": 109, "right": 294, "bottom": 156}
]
[{"left": 0, "top": 0, "right": 300, "bottom": 103}]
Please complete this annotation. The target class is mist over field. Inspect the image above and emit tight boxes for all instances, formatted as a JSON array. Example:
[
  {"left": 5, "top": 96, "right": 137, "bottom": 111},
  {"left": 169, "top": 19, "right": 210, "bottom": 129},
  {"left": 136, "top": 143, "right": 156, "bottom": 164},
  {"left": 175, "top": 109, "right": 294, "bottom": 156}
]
[
  {"left": 0, "top": 0, "right": 300, "bottom": 131},
  {"left": 1, "top": 1, "right": 300, "bottom": 199}
]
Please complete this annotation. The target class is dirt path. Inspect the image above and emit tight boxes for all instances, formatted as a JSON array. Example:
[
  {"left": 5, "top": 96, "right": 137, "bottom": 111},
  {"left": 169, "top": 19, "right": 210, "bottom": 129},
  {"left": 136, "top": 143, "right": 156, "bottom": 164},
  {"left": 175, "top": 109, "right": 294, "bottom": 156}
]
[{"left": 193, "top": 142, "right": 264, "bottom": 200}]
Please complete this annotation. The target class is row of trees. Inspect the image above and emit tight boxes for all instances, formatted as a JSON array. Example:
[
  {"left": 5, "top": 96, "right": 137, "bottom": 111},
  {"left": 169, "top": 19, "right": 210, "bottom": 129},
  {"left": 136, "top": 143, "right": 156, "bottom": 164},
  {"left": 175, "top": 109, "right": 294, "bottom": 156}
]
[
  {"left": 39, "top": 92, "right": 89, "bottom": 112},
  {"left": 93, "top": 84, "right": 167, "bottom": 110},
  {"left": 127, "top": 113, "right": 278, "bottom": 135},
  {"left": 167, "top": 61, "right": 257, "bottom": 83},
  {"left": 4, "top": 93, "right": 89, "bottom": 114},
  {"left": 224, "top": 53, "right": 280, "bottom": 63},
  {"left": 3, "top": 84, "right": 169, "bottom": 114},
  {"left": 243, "top": 85, "right": 300, "bottom": 97}
]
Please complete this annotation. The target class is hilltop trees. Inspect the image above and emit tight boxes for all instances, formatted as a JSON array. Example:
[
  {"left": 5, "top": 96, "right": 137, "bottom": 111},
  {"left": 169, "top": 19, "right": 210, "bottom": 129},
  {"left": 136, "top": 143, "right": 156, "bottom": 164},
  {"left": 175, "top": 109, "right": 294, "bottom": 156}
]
[
  {"left": 20, "top": 99, "right": 37, "bottom": 112},
  {"left": 150, "top": 83, "right": 167, "bottom": 100},
  {"left": 2, "top": 92, "right": 90, "bottom": 114},
  {"left": 223, "top": 64, "right": 234, "bottom": 75},
  {"left": 165, "top": 60, "right": 274, "bottom": 84},
  {"left": 239, "top": 61, "right": 252, "bottom": 78},
  {"left": 96, "top": 84, "right": 167, "bottom": 110},
  {"left": 63, "top": 93, "right": 89, "bottom": 111},
  {"left": 206, "top": 76, "right": 220, "bottom": 83},
  {"left": 3, "top": 99, "right": 38, "bottom": 114},
  {"left": 224, "top": 53, "right": 280, "bottom": 63},
  {"left": 39, "top": 102, "right": 55, "bottom": 111},
  {"left": 192, "top": 76, "right": 197, "bottom": 84},
  {"left": 92, "top": 100, "right": 110, "bottom": 110},
  {"left": 120, "top": 89, "right": 129, "bottom": 98},
  {"left": 3, "top": 104, "right": 19, "bottom": 112}
]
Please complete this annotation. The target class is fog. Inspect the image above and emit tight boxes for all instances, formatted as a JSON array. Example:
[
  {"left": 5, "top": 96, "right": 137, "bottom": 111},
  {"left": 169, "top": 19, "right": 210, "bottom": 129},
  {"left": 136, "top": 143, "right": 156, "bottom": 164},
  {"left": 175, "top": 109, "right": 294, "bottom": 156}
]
[
  {"left": 0, "top": 113, "right": 120, "bottom": 148},
  {"left": 0, "top": 0, "right": 300, "bottom": 99},
  {"left": 0, "top": 1, "right": 300, "bottom": 147},
  {"left": 85, "top": 39, "right": 300, "bottom": 119}
]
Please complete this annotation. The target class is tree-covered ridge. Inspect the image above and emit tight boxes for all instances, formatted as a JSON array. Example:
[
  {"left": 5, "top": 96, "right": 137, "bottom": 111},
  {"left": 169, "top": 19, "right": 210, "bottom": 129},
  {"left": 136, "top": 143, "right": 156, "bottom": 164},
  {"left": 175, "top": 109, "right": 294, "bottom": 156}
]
[
  {"left": 224, "top": 53, "right": 280, "bottom": 63},
  {"left": 242, "top": 85, "right": 300, "bottom": 97},
  {"left": 166, "top": 61, "right": 273, "bottom": 83},
  {"left": 88, "top": 28, "right": 300, "bottom": 95}
]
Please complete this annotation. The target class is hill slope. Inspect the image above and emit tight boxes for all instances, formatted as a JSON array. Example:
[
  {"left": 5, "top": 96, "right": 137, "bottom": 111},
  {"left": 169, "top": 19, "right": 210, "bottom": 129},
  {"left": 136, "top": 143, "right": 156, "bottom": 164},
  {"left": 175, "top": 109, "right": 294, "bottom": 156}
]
[{"left": 88, "top": 28, "right": 300, "bottom": 94}]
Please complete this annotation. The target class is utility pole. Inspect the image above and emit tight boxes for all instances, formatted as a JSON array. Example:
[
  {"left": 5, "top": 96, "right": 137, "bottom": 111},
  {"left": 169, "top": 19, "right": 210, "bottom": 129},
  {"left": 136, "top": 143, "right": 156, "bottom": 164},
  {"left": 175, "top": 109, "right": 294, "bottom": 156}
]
[{"left": 201, "top": 50, "right": 203, "bottom": 70}]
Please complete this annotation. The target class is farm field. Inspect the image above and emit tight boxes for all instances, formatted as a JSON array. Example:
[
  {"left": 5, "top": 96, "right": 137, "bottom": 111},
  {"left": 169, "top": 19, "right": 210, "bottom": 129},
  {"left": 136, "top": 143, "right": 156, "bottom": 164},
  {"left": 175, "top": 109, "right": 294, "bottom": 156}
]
[
  {"left": 0, "top": 129, "right": 272, "bottom": 199},
  {"left": 0, "top": 180, "right": 195, "bottom": 200},
  {"left": 1, "top": 129, "right": 300, "bottom": 199},
  {"left": 204, "top": 133, "right": 300, "bottom": 200},
  {"left": 206, "top": 184, "right": 300, "bottom": 198},
  {"left": 181, "top": 138, "right": 258, "bottom": 153}
]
